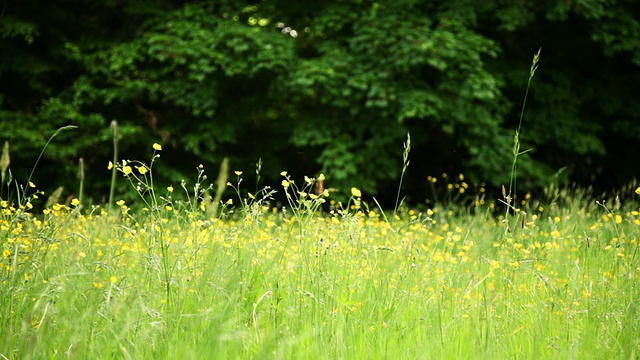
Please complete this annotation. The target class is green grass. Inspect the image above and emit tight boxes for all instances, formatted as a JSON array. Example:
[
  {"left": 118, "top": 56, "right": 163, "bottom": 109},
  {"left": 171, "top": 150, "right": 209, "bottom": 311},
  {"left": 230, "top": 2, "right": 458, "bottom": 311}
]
[{"left": 1, "top": 175, "right": 640, "bottom": 359}]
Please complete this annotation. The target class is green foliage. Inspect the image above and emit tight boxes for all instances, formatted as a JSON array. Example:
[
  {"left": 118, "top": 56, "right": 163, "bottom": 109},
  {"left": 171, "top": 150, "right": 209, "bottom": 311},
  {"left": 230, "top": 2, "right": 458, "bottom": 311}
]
[{"left": 0, "top": 0, "right": 638, "bottom": 205}]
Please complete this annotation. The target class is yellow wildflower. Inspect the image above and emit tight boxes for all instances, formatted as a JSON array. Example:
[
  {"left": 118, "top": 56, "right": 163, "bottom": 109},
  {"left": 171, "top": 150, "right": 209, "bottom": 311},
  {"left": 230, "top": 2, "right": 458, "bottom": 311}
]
[
  {"left": 138, "top": 166, "right": 148, "bottom": 175},
  {"left": 351, "top": 187, "right": 362, "bottom": 198},
  {"left": 122, "top": 166, "right": 132, "bottom": 175},
  {"left": 71, "top": 198, "right": 80, "bottom": 206},
  {"left": 153, "top": 143, "right": 162, "bottom": 151}
]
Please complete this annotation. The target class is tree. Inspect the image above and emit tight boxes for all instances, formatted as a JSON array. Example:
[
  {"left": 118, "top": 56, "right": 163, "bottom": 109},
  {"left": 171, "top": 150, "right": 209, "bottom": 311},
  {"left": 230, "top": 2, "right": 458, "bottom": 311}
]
[{"left": 1, "top": 0, "right": 638, "bottom": 206}]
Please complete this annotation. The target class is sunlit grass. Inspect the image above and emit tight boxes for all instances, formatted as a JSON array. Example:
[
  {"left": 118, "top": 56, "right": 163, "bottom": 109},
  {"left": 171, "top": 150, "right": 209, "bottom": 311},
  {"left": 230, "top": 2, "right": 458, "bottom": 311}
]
[
  {"left": 3, "top": 47, "right": 637, "bottom": 359},
  {"left": 1, "top": 175, "right": 639, "bottom": 358}
]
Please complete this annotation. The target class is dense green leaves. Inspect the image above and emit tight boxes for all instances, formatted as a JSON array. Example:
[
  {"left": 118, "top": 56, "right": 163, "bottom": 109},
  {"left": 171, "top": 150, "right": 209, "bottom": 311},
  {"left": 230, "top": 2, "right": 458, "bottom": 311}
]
[{"left": 1, "top": 0, "right": 638, "bottom": 206}]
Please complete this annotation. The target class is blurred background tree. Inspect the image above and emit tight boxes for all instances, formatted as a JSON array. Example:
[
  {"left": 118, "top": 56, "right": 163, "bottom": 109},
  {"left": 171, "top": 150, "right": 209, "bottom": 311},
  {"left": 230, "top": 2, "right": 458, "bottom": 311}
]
[{"left": 1, "top": 0, "right": 638, "bottom": 207}]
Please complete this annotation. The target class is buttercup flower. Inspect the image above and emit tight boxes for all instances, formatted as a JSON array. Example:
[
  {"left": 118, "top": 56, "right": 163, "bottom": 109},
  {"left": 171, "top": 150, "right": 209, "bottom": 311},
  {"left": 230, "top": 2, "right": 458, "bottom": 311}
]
[
  {"left": 351, "top": 187, "right": 362, "bottom": 198},
  {"left": 153, "top": 143, "right": 162, "bottom": 151}
]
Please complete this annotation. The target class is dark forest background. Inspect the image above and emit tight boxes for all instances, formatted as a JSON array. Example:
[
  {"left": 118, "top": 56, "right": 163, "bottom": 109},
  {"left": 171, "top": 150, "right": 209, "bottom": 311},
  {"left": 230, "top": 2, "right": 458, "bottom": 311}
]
[{"left": 1, "top": 0, "right": 639, "bottom": 207}]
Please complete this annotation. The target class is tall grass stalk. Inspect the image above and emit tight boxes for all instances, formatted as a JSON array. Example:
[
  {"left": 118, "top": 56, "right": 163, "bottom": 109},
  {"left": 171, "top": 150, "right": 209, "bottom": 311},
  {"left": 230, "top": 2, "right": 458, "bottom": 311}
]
[
  {"left": 22, "top": 125, "right": 77, "bottom": 204},
  {"left": 393, "top": 132, "right": 411, "bottom": 217},
  {"left": 26, "top": 125, "right": 77, "bottom": 189},
  {"left": 208, "top": 157, "right": 229, "bottom": 219},
  {"left": 372, "top": 133, "right": 411, "bottom": 228},
  {"left": 77, "top": 157, "right": 85, "bottom": 208},
  {"left": 108, "top": 120, "right": 118, "bottom": 213},
  {"left": 504, "top": 49, "right": 541, "bottom": 219},
  {"left": 0, "top": 141, "right": 9, "bottom": 198}
]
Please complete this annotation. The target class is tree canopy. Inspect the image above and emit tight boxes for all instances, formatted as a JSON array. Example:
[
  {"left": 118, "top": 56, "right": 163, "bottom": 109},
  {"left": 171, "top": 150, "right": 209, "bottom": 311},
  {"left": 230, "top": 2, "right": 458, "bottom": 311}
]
[{"left": 1, "top": 0, "right": 639, "bottom": 206}]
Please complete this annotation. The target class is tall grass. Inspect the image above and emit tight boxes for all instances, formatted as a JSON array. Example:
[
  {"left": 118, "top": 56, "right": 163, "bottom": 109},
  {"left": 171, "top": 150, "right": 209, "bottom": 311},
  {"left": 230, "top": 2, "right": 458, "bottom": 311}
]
[{"left": 1, "top": 148, "right": 639, "bottom": 358}]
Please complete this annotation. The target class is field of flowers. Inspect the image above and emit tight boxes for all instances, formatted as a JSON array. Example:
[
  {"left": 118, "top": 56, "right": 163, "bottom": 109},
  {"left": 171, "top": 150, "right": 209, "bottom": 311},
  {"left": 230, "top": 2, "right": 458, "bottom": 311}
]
[{"left": 1, "top": 170, "right": 639, "bottom": 359}]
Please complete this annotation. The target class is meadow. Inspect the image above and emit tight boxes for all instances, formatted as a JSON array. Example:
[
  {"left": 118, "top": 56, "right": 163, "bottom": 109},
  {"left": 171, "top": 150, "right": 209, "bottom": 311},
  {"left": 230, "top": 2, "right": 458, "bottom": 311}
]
[{"left": 1, "top": 151, "right": 639, "bottom": 359}]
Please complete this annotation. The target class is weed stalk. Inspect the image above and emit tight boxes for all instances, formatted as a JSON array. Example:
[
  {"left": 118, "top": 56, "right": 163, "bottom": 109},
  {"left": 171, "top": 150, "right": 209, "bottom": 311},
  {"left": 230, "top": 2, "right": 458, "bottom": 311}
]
[
  {"left": 78, "top": 157, "right": 85, "bottom": 208},
  {"left": 393, "top": 132, "right": 411, "bottom": 217},
  {"left": 0, "top": 141, "right": 9, "bottom": 198},
  {"left": 108, "top": 120, "right": 119, "bottom": 213},
  {"left": 504, "top": 49, "right": 541, "bottom": 221}
]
